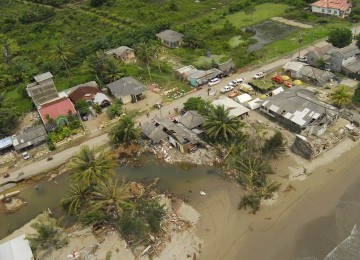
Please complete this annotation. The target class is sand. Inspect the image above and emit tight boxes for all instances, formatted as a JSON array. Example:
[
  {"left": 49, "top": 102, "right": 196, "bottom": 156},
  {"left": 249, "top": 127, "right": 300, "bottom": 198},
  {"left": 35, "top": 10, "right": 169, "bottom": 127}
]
[{"left": 193, "top": 137, "right": 360, "bottom": 260}]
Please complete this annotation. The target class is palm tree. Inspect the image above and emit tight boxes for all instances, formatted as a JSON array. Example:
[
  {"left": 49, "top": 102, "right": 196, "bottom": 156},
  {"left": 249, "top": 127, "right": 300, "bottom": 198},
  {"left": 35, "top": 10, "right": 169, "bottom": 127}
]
[
  {"left": 91, "top": 178, "right": 133, "bottom": 220},
  {"left": 136, "top": 42, "right": 156, "bottom": 80},
  {"left": 52, "top": 42, "right": 72, "bottom": 74},
  {"left": 202, "top": 105, "right": 242, "bottom": 142},
  {"left": 70, "top": 145, "right": 115, "bottom": 187},
  {"left": 329, "top": 85, "right": 352, "bottom": 107},
  {"left": 61, "top": 183, "right": 90, "bottom": 216},
  {"left": 109, "top": 115, "right": 140, "bottom": 144},
  {"left": 103, "top": 58, "right": 124, "bottom": 83},
  {"left": 87, "top": 51, "right": 107, "bottom": 85}
]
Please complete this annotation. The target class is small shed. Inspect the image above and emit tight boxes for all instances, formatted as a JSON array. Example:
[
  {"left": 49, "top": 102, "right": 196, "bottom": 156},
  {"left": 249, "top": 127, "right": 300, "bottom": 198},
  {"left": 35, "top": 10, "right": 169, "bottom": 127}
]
[
  {"left": 93, "top": 93, "right": 111, "bottom": 108},
  {"left": 0, "top": 137, "right": 13, "bottom": 154},
  {"left": 156, "top": 30, "right": 184, "bottom": 48}
]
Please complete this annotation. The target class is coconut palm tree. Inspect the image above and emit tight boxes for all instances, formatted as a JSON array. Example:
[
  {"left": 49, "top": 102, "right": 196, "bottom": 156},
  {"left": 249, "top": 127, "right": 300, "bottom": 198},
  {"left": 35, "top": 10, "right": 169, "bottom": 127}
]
[
  {"left": 61, "top": 183, "right": 90, "bottom": 216},
  {"left": 109, "top": 115, "right": 140, "bottom": 144},
  {"left": 329, "top": 85, "right": 352, "bottom": 107},
  {"left": 91, "top": 178, "right": 133, "bottom": 220},
  {"left": 70, "top": 145, "right": 115, "bottom": 187},
  {"left": 136, "top": 42, "right": 156, "bottom": 80},
  {"left": 52, "top": 42, "right": 72, "bottom": 74},
  {"left": 202, "top": 105, "right": 242, "bottom": 142},
  {"left": 103, "top": 58, "right": 124, "bottom": 83}
]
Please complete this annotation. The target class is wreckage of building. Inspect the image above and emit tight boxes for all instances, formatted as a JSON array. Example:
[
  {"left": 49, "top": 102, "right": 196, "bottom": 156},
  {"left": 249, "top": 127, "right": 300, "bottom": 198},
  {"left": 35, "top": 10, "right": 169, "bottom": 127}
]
[{"left": 260, "top": 88, "right": 339, "bottom": 136}]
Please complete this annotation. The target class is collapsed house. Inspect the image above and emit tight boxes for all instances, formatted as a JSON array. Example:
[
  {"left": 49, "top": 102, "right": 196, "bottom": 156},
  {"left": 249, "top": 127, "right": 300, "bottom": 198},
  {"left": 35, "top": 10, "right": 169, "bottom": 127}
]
[
  {"left": 260, "top": 87, "right": 339, "bottom": 136},
  {"left": 141, "top": 117, "right": 201, "bottom": 154},
  {"left": 174, "top": 65, "right": 222, "bottom": 87},
  {"left": 282, "top": 61, "right": 335, "bottom": 86}
]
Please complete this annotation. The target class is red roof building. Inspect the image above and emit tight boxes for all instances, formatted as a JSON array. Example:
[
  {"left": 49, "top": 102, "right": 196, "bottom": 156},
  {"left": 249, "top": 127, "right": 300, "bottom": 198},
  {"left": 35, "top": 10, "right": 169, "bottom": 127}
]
[
  {"left": 38, "top": 97, "right": 77, "bottom": 124},
  {"left": 68, "top": 86, "right": 99, "bottom": 104},
  {"left": 311, "top": 0, "right": 352, "bottom": 18}
]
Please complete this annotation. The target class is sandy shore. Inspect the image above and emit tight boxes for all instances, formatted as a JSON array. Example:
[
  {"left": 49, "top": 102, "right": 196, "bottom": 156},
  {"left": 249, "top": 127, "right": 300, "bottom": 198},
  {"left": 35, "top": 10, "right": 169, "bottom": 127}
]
[{"left": 193, "top": 136, "right": 360, "bottom": 260}]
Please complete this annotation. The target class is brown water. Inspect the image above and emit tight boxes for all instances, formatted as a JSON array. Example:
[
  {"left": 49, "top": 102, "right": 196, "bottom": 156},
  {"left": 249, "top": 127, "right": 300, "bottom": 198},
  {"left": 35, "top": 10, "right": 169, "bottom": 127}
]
[{"left": 0, "top": 154, "right": 223, "bottom": 239}]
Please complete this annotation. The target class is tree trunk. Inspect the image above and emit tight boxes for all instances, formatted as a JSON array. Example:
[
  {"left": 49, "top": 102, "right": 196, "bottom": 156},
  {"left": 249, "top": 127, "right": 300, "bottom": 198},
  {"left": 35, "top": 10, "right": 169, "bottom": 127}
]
[
  {"left": 146, "top": 62, "right": 152, "bottom": 80},
  {"left": 61, "top": 57, "right": 70, "bottom": 74}
]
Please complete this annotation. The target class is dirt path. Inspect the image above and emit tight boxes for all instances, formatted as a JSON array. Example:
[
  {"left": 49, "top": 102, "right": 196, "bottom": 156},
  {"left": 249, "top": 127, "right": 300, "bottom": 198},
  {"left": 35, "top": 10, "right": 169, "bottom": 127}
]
[{"left": 271, "top": 17, "right": 313, "bottom": 28}]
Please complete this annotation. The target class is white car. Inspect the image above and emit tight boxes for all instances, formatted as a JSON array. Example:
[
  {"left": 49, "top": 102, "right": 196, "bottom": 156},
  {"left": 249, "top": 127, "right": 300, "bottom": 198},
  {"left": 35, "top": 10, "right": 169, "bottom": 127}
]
[
  {"left": 220, "top": 85, "right": 234, "bottom": 93},
  {"left": 208, "top": 89, "right": 217, "bottom": 96},
  {"left": 22, "top": 152, "right": 30, "bottom": 160},
  {"left": 253, "top": 72, "right": 266, "bottom": 79},
  {"left": 208, "top": 78, "right": 220, "bottom": 86},
  {"left": 234, "top": 78, "right": 245, "bottom": 84}
]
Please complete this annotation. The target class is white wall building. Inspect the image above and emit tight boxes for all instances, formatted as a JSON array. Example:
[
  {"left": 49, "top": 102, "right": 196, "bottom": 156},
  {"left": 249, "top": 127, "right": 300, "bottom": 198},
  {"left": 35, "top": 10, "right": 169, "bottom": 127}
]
[{"left": 311, "top": 0, "right": 352, "bottom": 18}]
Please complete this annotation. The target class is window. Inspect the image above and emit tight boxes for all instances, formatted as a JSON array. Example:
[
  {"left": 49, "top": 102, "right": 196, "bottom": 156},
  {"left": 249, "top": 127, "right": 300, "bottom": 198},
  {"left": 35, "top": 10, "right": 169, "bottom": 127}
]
[
  {"left": 328, "top": 9, "right": 331, "bottom": 13},
  {"left": 334, "top": 10, "right": 337, "bottom": 14},
  {"left": 322, "top": 9, "right": 325, "bottom": 13}
]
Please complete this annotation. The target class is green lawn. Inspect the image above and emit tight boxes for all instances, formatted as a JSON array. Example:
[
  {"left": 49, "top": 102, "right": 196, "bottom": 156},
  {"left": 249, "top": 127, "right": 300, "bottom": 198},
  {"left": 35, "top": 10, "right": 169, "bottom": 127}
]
[{"left": 214, "top": 3, "right": 289, "bottom": 29}]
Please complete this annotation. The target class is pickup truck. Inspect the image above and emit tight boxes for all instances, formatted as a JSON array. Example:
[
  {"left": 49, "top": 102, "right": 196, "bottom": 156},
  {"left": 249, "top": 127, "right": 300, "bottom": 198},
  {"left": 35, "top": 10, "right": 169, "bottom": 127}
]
[
  {"left": 220, "top": 85, "right": 234, "bottom": 93},
  {"left": 253, "top": 72, "right": 266, "bottom": 79}
]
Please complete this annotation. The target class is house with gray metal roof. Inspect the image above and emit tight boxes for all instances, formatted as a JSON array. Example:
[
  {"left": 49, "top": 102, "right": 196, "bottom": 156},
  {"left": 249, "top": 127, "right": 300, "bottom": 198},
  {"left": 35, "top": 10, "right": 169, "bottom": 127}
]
[
  {"left": 260, "top": 87, "right": 339, "bottom": 136},
  {"left": 330, "top": 44, "right": 360, "bottom": 72},
  {"left": 156, "top": 30, "right": 184, "bottom": 48},
  {"left": 26, "top": 72, "right": 59, "bottom": 107},
  {"left": 141, "top": 117, "right": 201, "bottom": 153},
  {"left": 106, "top": 46, "right": 136, "bottom": 62},
  {"left": 106, "top": 77, "right": 147, "bottom": 104},
  {"left": 178, "top": 110, "right": 205, "bottom": 130},
  {"left": 12, "top": 125, "right": 47, "bottom": 151},
  {"left": 0, "top": 137, "right": 13, "bottom": 154}
]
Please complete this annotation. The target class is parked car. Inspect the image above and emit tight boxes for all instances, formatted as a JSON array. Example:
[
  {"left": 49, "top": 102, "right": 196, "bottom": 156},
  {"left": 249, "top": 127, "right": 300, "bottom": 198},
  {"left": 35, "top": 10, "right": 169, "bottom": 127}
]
[
  {"left": 208, "top": 78, "right": 220, "bottom": 86},
  {"left": 220, "top": 85, "right": 234, "bottom": 93},
  {"left": 234, "top": 78, "right": 245, "bottom": 84},
  {"left": 296, "top": 56, "right": 307, "bottom": 62},
  {"left": 228, "top": 91, "right": 239, "bottom": 98},
  {"left": 22, "top": 152, "right": 30, "bottom": 160},
  {"left": 272, "top": 75, "right": 284, "bottom": 84},
  {"left": 253, "top": 72, "right": 266, "bottom": 79},
  {"left": 228, "top": 81, "right": 236, "bottom": 87}
]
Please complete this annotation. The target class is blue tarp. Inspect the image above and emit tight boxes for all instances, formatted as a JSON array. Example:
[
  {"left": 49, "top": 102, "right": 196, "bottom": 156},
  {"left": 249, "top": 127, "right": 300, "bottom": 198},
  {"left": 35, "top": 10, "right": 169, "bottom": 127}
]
[{"left": 0, "top": 137, "right": 13, "bottom": 150}]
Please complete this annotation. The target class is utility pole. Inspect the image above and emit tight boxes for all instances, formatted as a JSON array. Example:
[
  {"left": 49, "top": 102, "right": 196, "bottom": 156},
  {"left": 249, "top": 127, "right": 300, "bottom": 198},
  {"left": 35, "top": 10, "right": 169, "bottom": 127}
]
[{"left": 298, "top": 34, "right": 303, "bottom": 58}]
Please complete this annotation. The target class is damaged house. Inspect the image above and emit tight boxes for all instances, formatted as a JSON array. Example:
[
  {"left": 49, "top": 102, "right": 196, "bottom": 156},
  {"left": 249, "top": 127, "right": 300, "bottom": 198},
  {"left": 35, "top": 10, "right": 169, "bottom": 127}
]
[
  {"left": 142, "top": 117, "right": 201, "bottom": 153},
  {"left": 260, "top": 88, "right": 339, "bottom": 136}
]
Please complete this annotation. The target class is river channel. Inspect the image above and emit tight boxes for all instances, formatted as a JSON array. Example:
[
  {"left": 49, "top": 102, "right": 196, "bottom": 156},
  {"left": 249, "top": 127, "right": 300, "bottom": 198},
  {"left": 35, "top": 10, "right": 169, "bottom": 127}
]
[{"left": 0, "top": 155, "right": 223, "bottom": 239}]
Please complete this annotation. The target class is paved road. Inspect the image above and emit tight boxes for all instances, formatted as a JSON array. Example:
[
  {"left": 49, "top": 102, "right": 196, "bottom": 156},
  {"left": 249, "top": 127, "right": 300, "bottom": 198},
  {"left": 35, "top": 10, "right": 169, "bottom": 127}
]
[{"left": 2, "top": 25, "right": 360, "bottom": 191}]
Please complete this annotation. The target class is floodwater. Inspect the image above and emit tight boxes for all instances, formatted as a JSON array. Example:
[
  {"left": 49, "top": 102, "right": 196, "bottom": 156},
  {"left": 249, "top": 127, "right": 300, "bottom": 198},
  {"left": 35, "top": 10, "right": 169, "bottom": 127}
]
[{"left": 0, "top": 154, "right": 223, "bottom": 239}]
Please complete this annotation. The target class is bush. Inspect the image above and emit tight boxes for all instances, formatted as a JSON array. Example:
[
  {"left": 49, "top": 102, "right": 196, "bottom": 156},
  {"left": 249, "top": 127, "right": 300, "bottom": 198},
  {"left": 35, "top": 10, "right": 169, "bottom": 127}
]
[{"left": 328, "top": 28, "right": 352, "bottom": 48}]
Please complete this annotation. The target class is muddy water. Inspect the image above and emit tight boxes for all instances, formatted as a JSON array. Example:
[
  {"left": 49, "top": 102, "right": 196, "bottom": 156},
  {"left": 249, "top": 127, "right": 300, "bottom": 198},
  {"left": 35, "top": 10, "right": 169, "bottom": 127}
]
[{"left": 0, "top": 155, "right": 224, "bottom": 239}]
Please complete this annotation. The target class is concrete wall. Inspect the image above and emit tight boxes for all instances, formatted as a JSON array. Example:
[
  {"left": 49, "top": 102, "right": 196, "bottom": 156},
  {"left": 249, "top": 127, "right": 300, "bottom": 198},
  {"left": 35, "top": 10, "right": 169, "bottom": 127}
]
[{"left": 121, "top": 95, "right": 132, "bottom": 104}]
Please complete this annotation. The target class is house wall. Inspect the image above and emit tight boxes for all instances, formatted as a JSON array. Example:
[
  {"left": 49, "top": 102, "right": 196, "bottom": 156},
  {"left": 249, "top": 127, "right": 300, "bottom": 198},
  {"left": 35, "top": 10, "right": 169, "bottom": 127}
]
[
  {"left": 311, "top": 6, "right": 345, "bottom": 17},
  {"left": 307, "top": 51, "right": 321, "bottom": 67},
  {"left": 159, "top": 39, "right": 181, "bottom": 48},
  {"left": 121, "top": 95, "right": 132, "bottom": 104},
  {"left": 260, "top": 106, "right": 303, "bottom": 133},
  {"left": 291, "top": 135, "right": 314, "bottom": 159},
  {"left": 120, "top": 51, "right": 136, "bottom": 62},
  {"left": 309, "top": 124, "right": 327, "bottom": 136},
  {"left": 331, "top": 56, "right": 343, "bottom": 72}
]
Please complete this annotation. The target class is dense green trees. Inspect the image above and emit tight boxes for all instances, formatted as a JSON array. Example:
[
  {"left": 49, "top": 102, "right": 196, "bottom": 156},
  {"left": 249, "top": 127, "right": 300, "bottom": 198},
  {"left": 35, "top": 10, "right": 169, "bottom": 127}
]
[
  {"left": 75, "top": 100, "right": 90, "bottom": 117},
  {"left": 106, "top": 99, "right": 123, "bottom": 119},
  {"left": 328, "top": 28, "right": 352, "bottom": 48},
  {"left": 352, "top": 83, "right": 360, "bottom": 105},
  {"left": 0, "top": 107, "right": 18, "bottom": 138}
]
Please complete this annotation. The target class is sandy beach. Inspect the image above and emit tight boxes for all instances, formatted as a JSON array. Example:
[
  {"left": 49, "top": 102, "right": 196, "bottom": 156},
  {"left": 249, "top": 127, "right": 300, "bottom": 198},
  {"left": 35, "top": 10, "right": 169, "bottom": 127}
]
[{"left": 193, "top": 137, "right": 360, "bottom": 260}]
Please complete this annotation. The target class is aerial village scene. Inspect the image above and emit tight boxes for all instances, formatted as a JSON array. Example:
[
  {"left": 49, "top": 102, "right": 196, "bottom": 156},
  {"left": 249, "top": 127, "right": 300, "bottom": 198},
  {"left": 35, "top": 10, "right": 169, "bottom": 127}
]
[{"left": 1, "top": 0, "right": 360, "bottom": 259}]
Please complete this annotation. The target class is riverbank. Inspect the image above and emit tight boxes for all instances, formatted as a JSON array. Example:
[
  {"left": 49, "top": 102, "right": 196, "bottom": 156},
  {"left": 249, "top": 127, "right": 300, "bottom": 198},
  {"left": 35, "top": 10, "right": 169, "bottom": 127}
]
[{"left": 193, "top": 136, "right": 360, "bottom": 259}]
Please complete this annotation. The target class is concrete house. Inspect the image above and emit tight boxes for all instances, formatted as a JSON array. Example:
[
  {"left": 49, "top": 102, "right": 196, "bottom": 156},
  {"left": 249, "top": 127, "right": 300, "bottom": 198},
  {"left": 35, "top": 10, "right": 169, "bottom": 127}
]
[
  {"left": 217, "top": 59, "right": 236, "bottom": 76},
  {"left": 178, "top": 110, "right": 205, "bottom": 130},
  {"left": 26, "top": 72, "right": 58, "bottom": 107},
  {"left": 12, "top": 125, "right": 47, "bottom": 151},
  {"left": 330, "top": 44, "right": 360, "bottom": 72},
  {"left": 106, "top": 77, "right": 147, "bottom": 104},
  {"left": 260, "top": 88, "right": 339, "bottom": 136},
  {"left": 310, "top": 0, "right": 352, "bottom": 18},
  {"left": 188, "top": 68, "right": 222, "bottom": 87},
  {"left": 306, "top": 44, "right": 336, "bottom": 68},
  {"left": 142, "top": 117, "right": 201, "bottom": 154},
  {"left": 106, "top": 46, "right": 136, "bottom": 62},
  {"left": 156, "top": 30, "right": 184, "bottom": 48}
]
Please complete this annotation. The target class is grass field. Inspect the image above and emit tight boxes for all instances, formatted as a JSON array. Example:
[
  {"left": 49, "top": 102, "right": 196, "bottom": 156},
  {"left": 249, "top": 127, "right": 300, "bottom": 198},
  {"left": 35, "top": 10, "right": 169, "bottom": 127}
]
[{"left": 214, "top": 3, "right": 289, "bottom": 29}]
